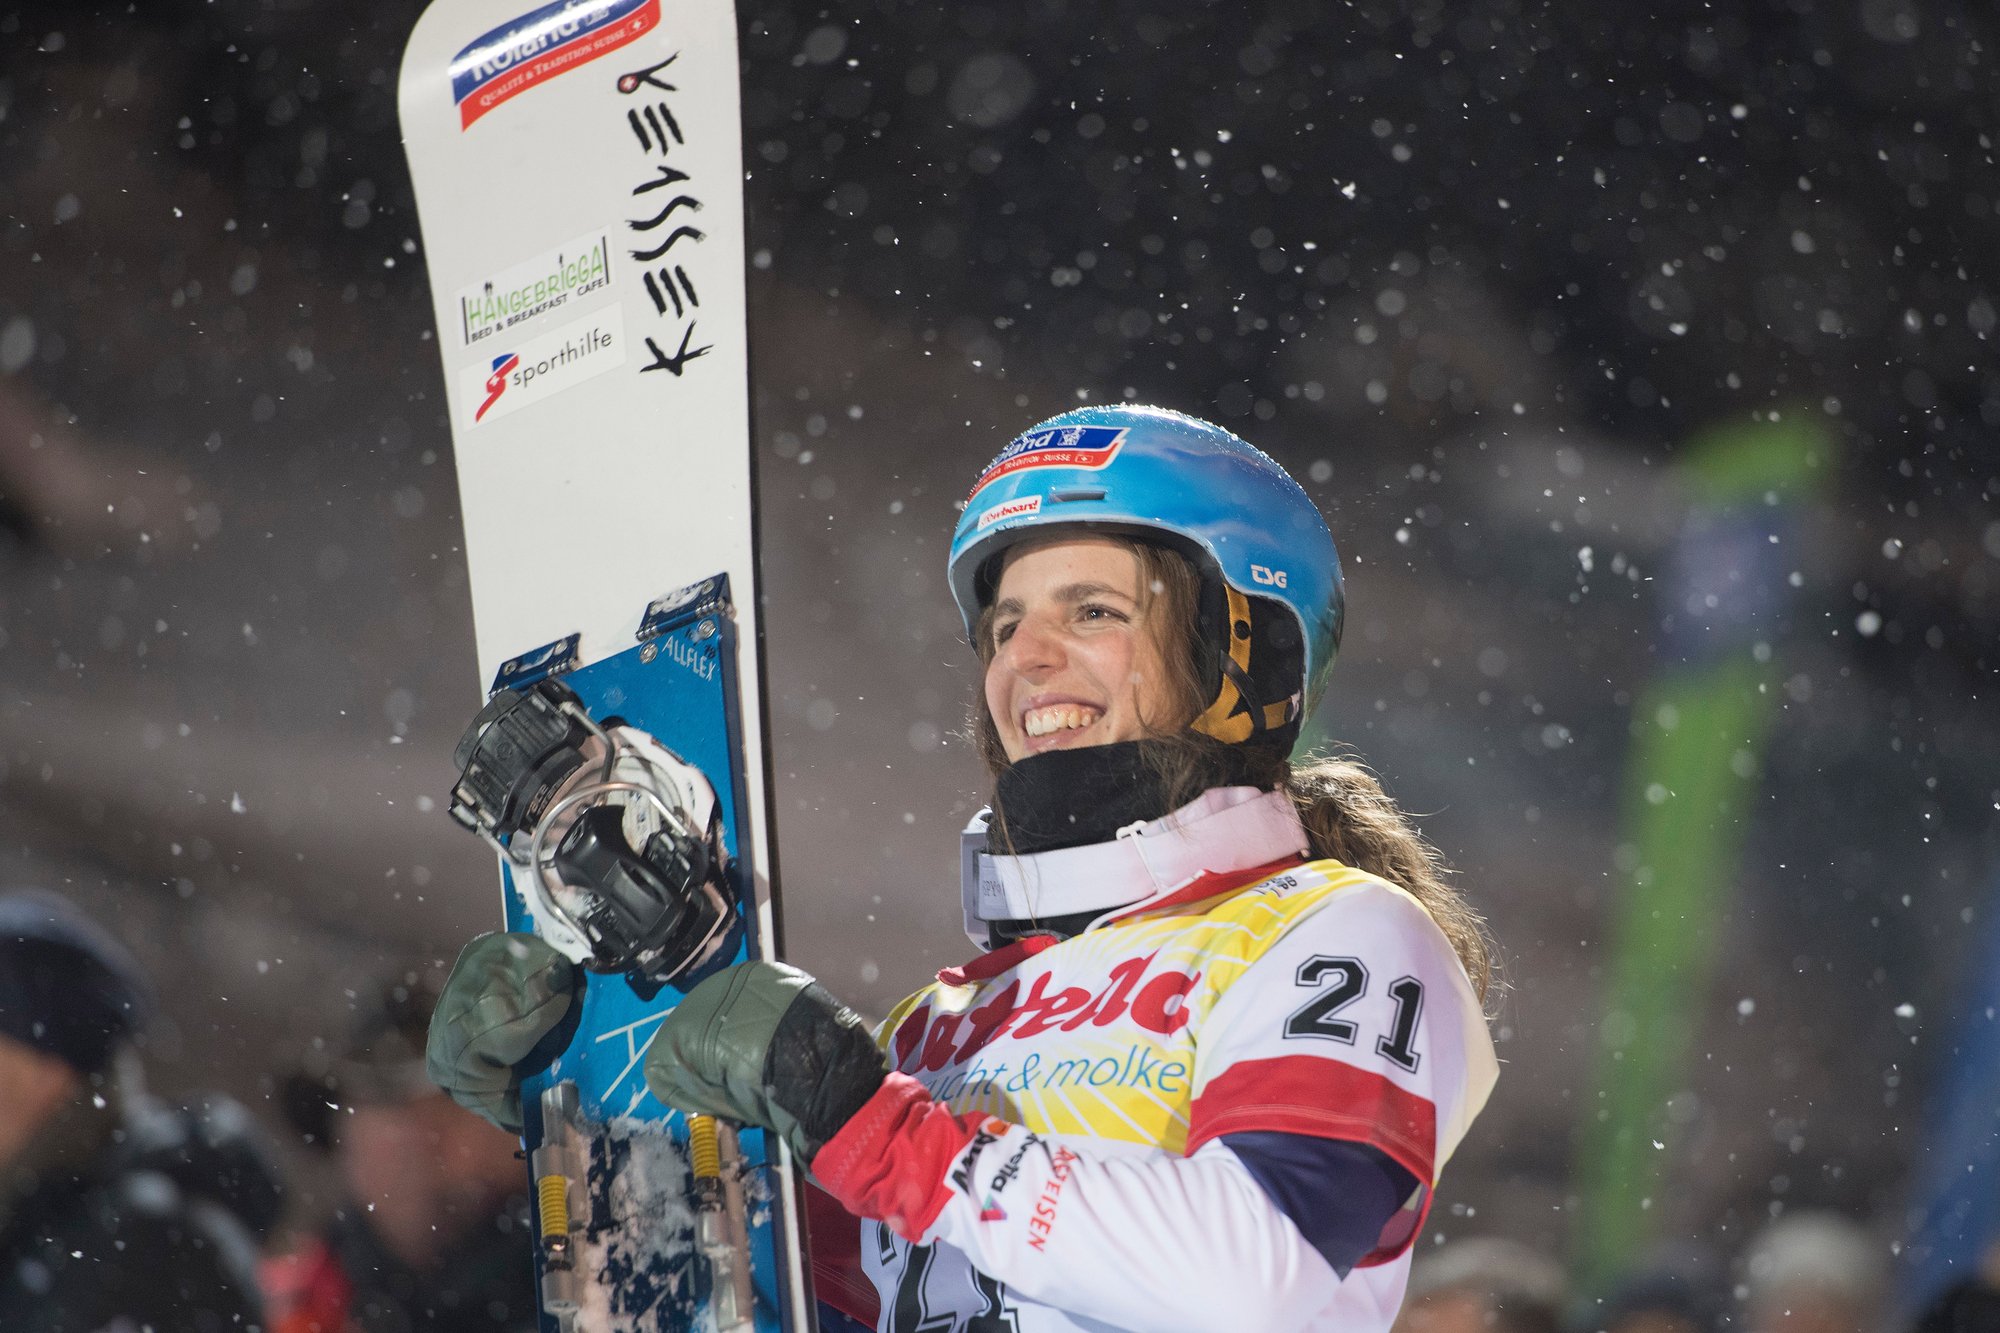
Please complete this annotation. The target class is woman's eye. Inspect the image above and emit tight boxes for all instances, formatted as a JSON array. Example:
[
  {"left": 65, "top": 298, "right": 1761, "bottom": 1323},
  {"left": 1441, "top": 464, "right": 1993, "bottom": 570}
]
[
  {"left": 992, "top": 621, "right": 1018, "bottom": 647},
  {"left": 1078, "top": 602, "right": 1126, "bottom": 623}
]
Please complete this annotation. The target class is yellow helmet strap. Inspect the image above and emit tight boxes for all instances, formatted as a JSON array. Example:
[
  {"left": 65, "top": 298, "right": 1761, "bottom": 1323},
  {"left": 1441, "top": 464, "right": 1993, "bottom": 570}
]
[{"left": 1190, "top": 586, "right": 1297, "bottom": 744}]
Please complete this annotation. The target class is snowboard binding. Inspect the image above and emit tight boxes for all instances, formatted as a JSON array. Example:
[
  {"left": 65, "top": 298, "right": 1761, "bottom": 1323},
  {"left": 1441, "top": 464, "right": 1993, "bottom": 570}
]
[{"left": 449, "top": 677, "right": 736, "bottom": 993}]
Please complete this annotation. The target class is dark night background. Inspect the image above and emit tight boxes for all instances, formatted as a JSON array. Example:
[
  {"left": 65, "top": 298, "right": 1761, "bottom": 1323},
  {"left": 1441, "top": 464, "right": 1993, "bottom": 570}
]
[{"left": 0, "top": 0, "right": 1995, "bottom": 1318}]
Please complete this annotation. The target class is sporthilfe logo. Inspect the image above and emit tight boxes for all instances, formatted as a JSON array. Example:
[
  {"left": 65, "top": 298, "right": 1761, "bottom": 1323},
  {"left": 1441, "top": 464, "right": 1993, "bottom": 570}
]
[
  {"left": 968, "top": 425, "right": 1127, "bottom": 498},
  {"left": 459, "top": 306, "right": 627, "bottom": 427},
  {"left": 476, "top": 353, "right": 520, "bottom": 421},
  {"left": 449, "top": 0, "right": 660, "bottom": 129}
]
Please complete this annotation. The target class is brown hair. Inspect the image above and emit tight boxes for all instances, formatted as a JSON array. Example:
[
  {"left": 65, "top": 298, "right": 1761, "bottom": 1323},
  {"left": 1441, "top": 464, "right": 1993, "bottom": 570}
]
[{"left": 971, "top": 537, "right": 1494, "bottom": 1002}]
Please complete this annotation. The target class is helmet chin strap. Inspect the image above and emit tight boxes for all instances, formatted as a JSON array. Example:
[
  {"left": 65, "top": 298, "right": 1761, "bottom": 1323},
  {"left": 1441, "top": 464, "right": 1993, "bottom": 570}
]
[{"left": 1192, "top": 585, "right": 1297, "bottom": 743}]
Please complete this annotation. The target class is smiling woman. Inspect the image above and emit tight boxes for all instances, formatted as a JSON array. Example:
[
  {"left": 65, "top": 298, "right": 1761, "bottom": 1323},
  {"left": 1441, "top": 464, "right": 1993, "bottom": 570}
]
[
  {"left": 969, "top": 526, "right": 1492, "bottom": 993},
  {"left": 430, "top": 404, "right": 1501, "bottom": 1333},
  {"left": 978, "top": 536, "right": 1177, "bottom": 760},
  {"left": 674, "top": 405, "right": 1498, "bottom": 1332}
]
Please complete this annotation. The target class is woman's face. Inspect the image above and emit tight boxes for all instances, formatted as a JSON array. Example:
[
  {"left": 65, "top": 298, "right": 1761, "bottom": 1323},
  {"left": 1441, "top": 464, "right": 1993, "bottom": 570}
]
[{"left": 982, "top": 536, "right": 1178, "bottom": 763}]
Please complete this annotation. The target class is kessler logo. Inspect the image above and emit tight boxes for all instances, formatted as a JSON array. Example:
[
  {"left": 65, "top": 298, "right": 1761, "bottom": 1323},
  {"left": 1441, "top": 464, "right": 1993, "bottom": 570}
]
[
  {"left": 459, "top": 307, "right": 626, "bottom": 427},
  {"left": 449, "top": 0, "right": 660, "bottom": 129},
  {"left": 476, "top": 353, "right": 521, "bottom": 421},
  {"left": 969, "top": 425, "right": 1126, "bottom": 498}
]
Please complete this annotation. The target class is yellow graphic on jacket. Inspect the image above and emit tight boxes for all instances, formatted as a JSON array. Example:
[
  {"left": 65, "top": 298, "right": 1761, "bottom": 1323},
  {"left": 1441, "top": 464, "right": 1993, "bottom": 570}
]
[{"left": 876, "top": 858, "right": 1435, "bottom": 1156}]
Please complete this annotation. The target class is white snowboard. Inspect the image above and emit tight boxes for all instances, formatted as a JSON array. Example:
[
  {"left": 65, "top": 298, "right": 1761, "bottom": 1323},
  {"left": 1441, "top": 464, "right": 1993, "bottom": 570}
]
[{"left": 398, "top": 1, "right": 807, "bottom": 1328}]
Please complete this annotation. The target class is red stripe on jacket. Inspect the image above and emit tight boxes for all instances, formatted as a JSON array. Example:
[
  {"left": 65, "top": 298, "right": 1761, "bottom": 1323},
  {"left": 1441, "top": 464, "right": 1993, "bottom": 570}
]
[
  {"left": 1189, "top": 1055, "right": 1441, "bottom": 1267},
  {"left": 1188, "top": 1054, "right": 1438, "bottom": 1186}
]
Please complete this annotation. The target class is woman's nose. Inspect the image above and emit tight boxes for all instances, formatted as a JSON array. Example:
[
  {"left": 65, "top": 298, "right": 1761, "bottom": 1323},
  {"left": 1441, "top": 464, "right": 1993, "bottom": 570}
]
[{"left": 1000, "top": 613, "right": 1064, "bottom": 675}]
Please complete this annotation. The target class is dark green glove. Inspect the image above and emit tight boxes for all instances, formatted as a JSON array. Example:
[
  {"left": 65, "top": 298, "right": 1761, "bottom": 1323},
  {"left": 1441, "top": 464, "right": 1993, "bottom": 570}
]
[
  {"left": 426, "top": 931, "right": 581, "bottom": 1133},
  {"left": 642, "top": 960, "right": 887, "bottom": 1165}
]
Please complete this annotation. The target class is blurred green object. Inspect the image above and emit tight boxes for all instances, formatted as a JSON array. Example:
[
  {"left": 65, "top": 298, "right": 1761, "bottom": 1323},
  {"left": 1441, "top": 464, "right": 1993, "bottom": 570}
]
[{"left": 1570, "top": 411, "right": 1833, "bottom": 1295}]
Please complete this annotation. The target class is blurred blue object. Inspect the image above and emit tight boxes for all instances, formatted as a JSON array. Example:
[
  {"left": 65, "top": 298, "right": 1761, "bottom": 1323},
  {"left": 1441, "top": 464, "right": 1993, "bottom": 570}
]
[{"left": 1898, "top": 868, "right": 2000, "bottom": 1320}]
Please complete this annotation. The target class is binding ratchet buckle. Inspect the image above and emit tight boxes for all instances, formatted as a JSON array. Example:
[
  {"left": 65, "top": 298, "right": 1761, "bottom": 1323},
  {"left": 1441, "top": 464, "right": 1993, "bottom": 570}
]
[{"left": 448, "top": 677, "right": 735, "bottom": 989}]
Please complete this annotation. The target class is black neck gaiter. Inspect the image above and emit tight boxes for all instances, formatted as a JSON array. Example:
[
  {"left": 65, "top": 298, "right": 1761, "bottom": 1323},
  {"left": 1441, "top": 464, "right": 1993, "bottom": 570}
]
[
  {"left": 991, "top": 742, "right": 1163, "bottom": 855},
  {"left": 990, "top": 739, "right": 1276, "bottom": 855},
  {"left": 983, "top": 740, "right": 1281, "bottom": 945}
]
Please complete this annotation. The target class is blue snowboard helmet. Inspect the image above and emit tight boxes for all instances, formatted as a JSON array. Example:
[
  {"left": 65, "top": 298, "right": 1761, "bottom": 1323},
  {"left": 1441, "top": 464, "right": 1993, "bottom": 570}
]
[{"left": 948, "top": 405, "right": 1344, "bottom": 750}]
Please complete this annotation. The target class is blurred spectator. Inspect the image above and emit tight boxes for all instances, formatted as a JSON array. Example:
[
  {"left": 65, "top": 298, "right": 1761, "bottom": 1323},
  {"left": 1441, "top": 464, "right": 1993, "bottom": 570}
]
[
  {"left": 1909, "top": 1239, "right": 2000, "bottom": 1333},
  {"left": 1590, "top": 1242, "right": 1728, "bottom": 1333},
  {"left": 0, "top": 888, "right": 279, "bottom": 1331},
  {"left": 1913, "top": 1282, "right": 2000, "bottom": 1333},
  {"left": 1394, "top": 1236, "right": 1568, "bottom": 1333},
  {"left": 1741, "top": 1212, "right": 1887, "bottom": 1333},
  {"left": 268, "top": 973, "right": 534, "bottom": 1333}
]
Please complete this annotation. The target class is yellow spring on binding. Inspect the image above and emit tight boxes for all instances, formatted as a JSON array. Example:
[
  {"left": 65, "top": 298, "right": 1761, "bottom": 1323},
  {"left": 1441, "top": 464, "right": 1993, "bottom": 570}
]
[
  {"left": 537, "top": 1174, "right": 570, "bottom": 1240},
  {"left": 689, "top": 1114, "right": 721, "bottom": 1181}
]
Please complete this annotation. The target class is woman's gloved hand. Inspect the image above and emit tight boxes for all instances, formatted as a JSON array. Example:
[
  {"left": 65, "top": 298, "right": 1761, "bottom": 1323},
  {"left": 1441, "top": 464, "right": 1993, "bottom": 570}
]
[
  {"left": 642, "top": 960, "right": 887, "bottom": 1165},
  {"left": 426, "top": 932, "right": 581, "bottom": 1133}
]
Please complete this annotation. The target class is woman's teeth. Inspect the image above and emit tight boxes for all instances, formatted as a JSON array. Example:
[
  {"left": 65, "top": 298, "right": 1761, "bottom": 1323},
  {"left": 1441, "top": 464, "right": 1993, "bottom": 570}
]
[{"left": 1023, "top": 705, "right": 1103, "bottom": 738}]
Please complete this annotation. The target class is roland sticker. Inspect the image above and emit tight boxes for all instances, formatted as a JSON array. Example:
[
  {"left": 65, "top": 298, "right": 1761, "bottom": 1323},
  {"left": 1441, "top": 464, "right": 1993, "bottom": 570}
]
[
  {"left": 969, "top": 425, "right": 1127, "bottom": 498},
  {"left": 449, "top": 0, "right": 660, "bottom": 130}
]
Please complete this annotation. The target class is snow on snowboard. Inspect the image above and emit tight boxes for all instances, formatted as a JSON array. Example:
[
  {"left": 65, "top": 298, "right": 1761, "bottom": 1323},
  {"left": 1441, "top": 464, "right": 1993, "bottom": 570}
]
[{"left": 397, "top": 1, "right": 807, "bottom": 1329}]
